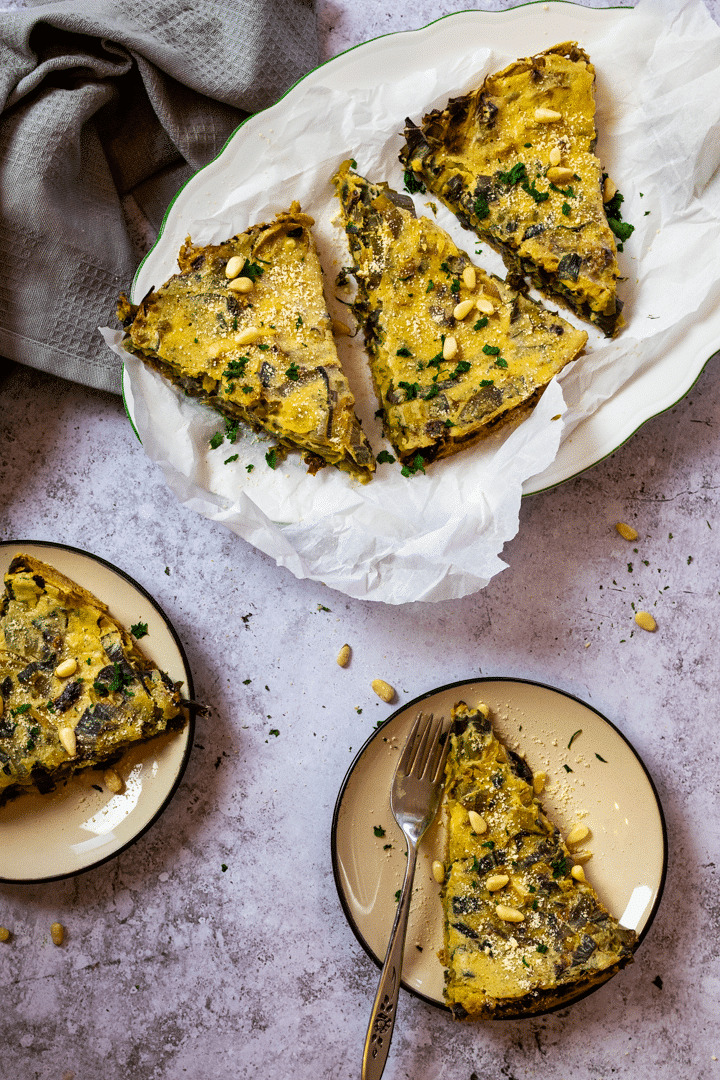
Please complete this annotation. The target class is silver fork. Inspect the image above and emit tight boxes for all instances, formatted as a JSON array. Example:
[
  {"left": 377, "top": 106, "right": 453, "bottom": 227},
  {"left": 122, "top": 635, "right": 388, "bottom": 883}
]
[{"left": 361, "top": 712, "right": 450, "bottom": 1080}]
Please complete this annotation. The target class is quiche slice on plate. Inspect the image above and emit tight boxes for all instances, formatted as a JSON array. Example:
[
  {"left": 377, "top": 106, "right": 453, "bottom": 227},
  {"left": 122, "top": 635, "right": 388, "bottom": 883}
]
[
  {"left": 332, "top": 161, "right": 587, "bottom": 467},
  {"left": 399, "top": 43, "right": 625, "bottom": 337},
  {"left": 441, "top": 702, "right": 637, "bottom": 1019},
  {"left": 0, "top": 554, "right": 186, "bottom": 803},
  {"left": 119, "top": 203, "right": 376, "bottom": 483}
]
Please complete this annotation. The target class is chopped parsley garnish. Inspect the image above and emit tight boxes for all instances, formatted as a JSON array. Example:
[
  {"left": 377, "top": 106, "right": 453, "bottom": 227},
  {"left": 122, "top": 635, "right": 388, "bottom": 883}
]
[
  {"left": 265, "top": 448, "right": 278, "bottom": 470},
  {"left": 474, "top": 196, "right": 490, "bottom": 220},
  {"left": 225, "top": 418, "right": 240, "bottom": 443},
  {"left": 401, "top": 454, "right": 426, "bottom": 477},
  {"left": 285, "top": 362, "right": 300, "bottom": 381},
  {"left": 398, "top": 380, "right": 421, "bottom": 400},
  {"left": 551, "top": 854, "right": 569, "bottom": 879},
  {"left": 522, "top": 178, "right": 550, "bottom": 203},
  {"left": 108, "top": 663, "right": 132, "bottom": 693},
  {"left": 11, "top": 704, "right": 31, "bottom": 717},
  {"left": 295, "top": 314, "right": 303, "bottom": 328},
  {"left": 222, "top": 357, "right": 249, "bottom": 379},
  {"left": 567, "top": 729, "right": 582, "bottom": 749},
  {"left": 130, "top": 621, "right": 149, "bottom": 640},
  {"left": 373, "top": 825, "right": 386, "bottom": 837},
  {"left": 450, "top": 278, "right": 460, "bottom": 295},
  {"left": 396, "top": 346, "right": 413, "bottom": 357},
  {"left": 242, "top": 384, "right": 253, "bottom": 394},
  {"left": 376, "top": 450, "right": 396, "bottom": 464},
  {"left": 481, "top": 840, "right": 495, "bottom": 850},
  {"left": 451, "top": 361, "right": 471, "bottom": 379},
  {"left": 482, "top": 344, "right": 500, "bottom": 356},
  {"left": 243, "top": 261, "right": 265, "bottom": 282},
  {"left": 521, "top": 956, "right": 530, "bottom": 968},
  {"left": 562, "top": 201, "right": 571, "bottom": 216},
  {"left": 423, "top": 384, "right": 440, "bottom": 400},
  {"left": 479, "top": 379, "right": 494, "bottom": 387},
  {"left": 403, "top": 169, "right": 426, "bottom": 195},
  {"left": 426, "top": 280, "right": 435, "bottom": 293},
  {"left": 494, "top": 357, "right": 508, "bottom": 368},
  {"left": 536, "top": 943, "right": 549, "bottom": 954},
  {"left": 473, "top": 317, "right": 489, "bottom": 331},
  {"left": 498, "top": 162, "right": 527, "bottom": 186}
]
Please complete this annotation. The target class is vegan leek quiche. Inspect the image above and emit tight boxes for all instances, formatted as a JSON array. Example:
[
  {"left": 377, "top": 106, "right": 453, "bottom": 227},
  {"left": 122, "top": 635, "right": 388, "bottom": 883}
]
[
  {"left": 332, "top": 161, "right": 587, "bottom": 466},
  {"left": 400, "top": 43, "right": 625, "bottom": 337},
  {"left": 0, "top": 554, "right": 185, "bottom": 803},
  {"left": 441, "top": 702, "right": 637, "bottom": 1018},
  {"left": 119, "top": 203, "right": 375, "bottom": 482}
]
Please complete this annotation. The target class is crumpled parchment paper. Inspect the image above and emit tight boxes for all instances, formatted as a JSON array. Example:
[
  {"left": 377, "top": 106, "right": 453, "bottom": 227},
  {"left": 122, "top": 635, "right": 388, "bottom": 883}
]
[{"left": 103, "top": 0, "right": 720, "bottom": 604}]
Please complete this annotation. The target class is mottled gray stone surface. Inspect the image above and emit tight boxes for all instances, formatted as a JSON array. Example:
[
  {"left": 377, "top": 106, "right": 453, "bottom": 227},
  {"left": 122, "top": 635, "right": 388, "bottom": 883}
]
[{"left": 1, "top": 2, "right": 720, "bottom": 1078}]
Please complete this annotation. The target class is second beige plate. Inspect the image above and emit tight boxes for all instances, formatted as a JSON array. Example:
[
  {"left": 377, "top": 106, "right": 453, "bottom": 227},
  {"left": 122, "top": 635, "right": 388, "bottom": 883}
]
[
  {"left": 0, "top": 541, "right": 194, "bottom": 884},
  {"left": 332, "top": 678, "right": 666, "bottom": 1015}
]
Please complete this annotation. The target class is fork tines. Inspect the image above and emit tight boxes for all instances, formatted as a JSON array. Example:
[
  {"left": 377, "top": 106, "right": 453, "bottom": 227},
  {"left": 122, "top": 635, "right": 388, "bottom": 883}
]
[{"left": 398, "top": 712, "right": 448, "bottom": 780}]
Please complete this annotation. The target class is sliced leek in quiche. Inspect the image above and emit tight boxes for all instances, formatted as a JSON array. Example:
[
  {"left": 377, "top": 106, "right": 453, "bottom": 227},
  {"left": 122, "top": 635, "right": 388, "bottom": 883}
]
[
  {"left": 0, "top": 554, "right": 185, "bottom": 803},
  {"left": 400, "top": 43, "right": 624, "bottom": 337},
  {"left": 119, "top": 203, "right": 375, "bottom": 482},
  {"left": 442, "top": 702, "right": 637, "bottom": 1019},
  {"left": 332, "top": 161, "right": 587, "bottom": 466}
]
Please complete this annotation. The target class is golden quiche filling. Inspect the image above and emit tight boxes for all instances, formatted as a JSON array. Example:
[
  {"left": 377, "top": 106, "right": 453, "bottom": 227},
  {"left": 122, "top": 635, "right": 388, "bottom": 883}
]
[
  {"left": 333, "top": 160, "right": 587, "bottom": 467},
  {"left": 400, "top": 43, "right": 625, "bottom": 337},
  {"left": 0, "top": 555, "right": 186, "bottom": 803},
  {"left": 441, "top": 702, "right": 637, "bottom": 1018},
  {"left": 119, "top": 203, "right": 375, "bottom": 482}
]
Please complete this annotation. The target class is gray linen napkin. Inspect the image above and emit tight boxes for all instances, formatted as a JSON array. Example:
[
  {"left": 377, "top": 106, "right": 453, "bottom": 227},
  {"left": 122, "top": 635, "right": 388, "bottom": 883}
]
[{"left": 0, "top": 0, "right": 318, "bottom": 394}]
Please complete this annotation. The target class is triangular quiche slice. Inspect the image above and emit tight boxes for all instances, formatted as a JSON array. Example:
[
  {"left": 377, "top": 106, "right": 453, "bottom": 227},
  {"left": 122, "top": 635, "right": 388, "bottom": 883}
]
[
  {"left": 332, "top": 161, "right": 587, "bottom": 468},
  {"left": 441, "top": 702, "right": 637, "bottom": 1019},
  {"left": 119, "top": 203, "right": 375, "bottom": 483},
  {"left": 0, "top": 554, "right": 186, "bottom": 803},
  {"left": 400, "top": 43, "right": 624, "bottom": 337}
]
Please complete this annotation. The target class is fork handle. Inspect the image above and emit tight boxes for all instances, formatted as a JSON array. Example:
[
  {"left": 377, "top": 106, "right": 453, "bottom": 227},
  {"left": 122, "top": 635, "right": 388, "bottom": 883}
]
[{"left": 361, "top": 839, "right": 418, "bottom": 1080}]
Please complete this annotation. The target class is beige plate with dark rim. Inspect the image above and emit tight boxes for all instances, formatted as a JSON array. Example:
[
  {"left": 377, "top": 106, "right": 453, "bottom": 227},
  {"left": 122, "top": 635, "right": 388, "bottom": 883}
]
[
  {"left": 0, "top": 541, "right": 194, "bottom": 884},
  {"left": 332, "top": 678, "right": 667, "bottom": 1016}
]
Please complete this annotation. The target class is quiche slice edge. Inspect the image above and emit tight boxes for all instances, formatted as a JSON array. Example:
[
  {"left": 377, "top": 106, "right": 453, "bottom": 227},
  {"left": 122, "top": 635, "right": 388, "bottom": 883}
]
[
  {"left": 441, "top": 701, "right": 637, "bottom": 1019},
  {"left": 332, "top": 160, "right": 587, "bottom": 466},
  {"left": 119, "top": 202, "right": 376, "bottom": 483},
  {"left": 399, "top": 42, "right": 625, "bottom": 337},
  {"left": 0, "top": 554, "right": 186, "bottom": 804}
]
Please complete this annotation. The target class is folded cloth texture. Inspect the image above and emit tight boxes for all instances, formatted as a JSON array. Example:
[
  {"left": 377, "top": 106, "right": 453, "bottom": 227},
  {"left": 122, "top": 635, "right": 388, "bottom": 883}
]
[{"left": 0, "top": 0, "right": 319, "bottom": 394}]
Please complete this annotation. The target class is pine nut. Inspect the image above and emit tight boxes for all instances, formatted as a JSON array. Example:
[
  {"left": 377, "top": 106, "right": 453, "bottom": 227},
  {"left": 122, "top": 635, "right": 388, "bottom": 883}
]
[
  {"left": 566, "top": 823, "right": 590, "bottom": 847},
  {"left": 487, "top": 874, "right": 509, "bottom": 892},
  {"left": 371, "top": 679, "right": 395, "bottom": 703},
  {"left": 58, "top": 727, "right": 76, "bottom": 758},
  {"left": 50, "top": 922, "right": 65, "bottom": 946},
  {"left": 442, "top": 335, "right": 458, "bottom": 361},
  {"left": 572, "top": 850, "right": 593, "bottom": 864},
  {"left": 535, "top": 107, "right": 562, "bottom": 122},
  {"left": 475, "top": 295, "right": 495, "bottom": 315},
  {"left": 284, "top": 237, "right": 297, "bottom": 250},
  {"left": 496, "top": 904, "right": 524, "bottom": 923},
  {"left": 468, "top": 810, "right": 487, "bottom": 835},
  {"left": 453, "top": 299, "right": 475, "bottom": 321},
  {"left": 549, "top": 146, "right": 563, "bottom": 167},
  {"left": 336, "top": 644, "right": 351, "bottom": 668},
  {"left": 603, "top": 176, "right": 617, "bottom": 203},
  {"left": 635, "top": 611, "right": 657, "bottom": 632},
  {"left": 0, "top": 926, "right": 10, "bottom": 942},
  {"left": 55, "top": 658, "right": 77, "bottom": 678},
  {"left": 104, "top": 768, "right": 123, "bottom": 794},
  {"left": 227, "top": 276, "right": 254, "bottom": 294},
  {"left": 332, "top": 319, "right": 352, "bottom": 337},
  {"left": 225, "top": 255, "right": 245, "bottom": 280},
  {"left": 462, "top": 266, "right": 476, "bottom": 290},
  {"left": 432, "top": 860, "right": 445, "bottom": 884},
  {"left": 570, "top": 865, "right": 586, "bottom": 882},
  {"left": 616, "top": 522, "right": 638, "bottom": 541},
  {"left": 533, "top": 772, "right": 547, "bottom": 795},
  {"left": 235, "top": 327, "right": 262, "bottom": 345},
  {"left": 547, "top": 166, "right": 575, "bottom": 185}
]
